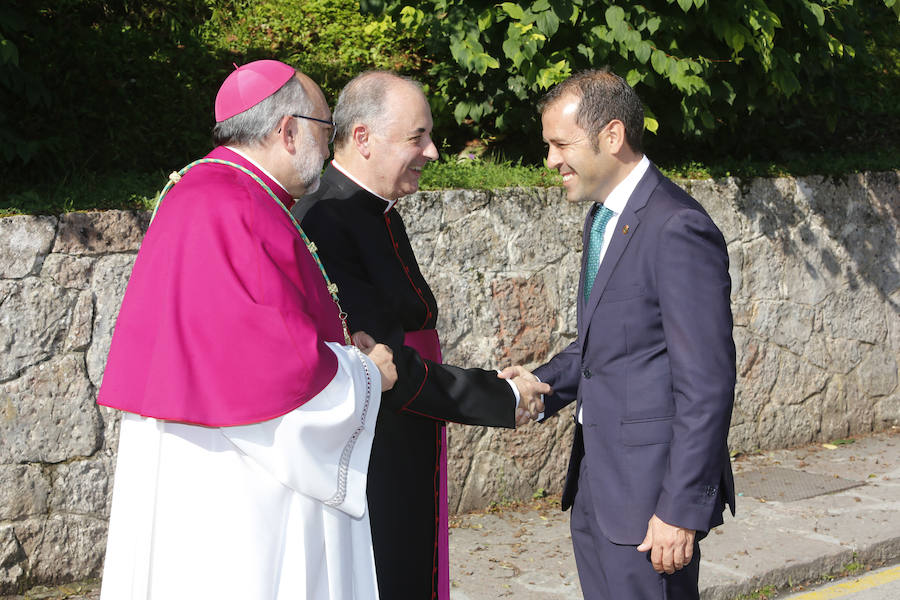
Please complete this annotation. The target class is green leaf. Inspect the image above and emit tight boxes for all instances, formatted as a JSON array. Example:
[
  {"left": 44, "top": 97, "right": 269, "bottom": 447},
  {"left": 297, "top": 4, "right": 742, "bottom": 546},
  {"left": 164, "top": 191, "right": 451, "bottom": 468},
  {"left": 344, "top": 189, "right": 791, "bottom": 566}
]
[
  {"left": 730, "top": 29, "right": 745, "bottom": 53},
  {"left": 472, "top": 53, "right": 500, "bottom": 75},
  {"left": 503, "top": 37, "right": 525, "bottom": 67},
  {"left": 605, "top": 6, "right": 625, "bottom": 30},
  {"left": 454, "top": 101, "right": 470, "bottom": 123},
  {"left": 677, "top": 0, "right": 693, "bottom": 12},
  {"left": 535, "top": 59, "right": 572, "bottom": 89},
  {"left": 634, "top": 41, "right": 652, "bottom": 64},
  {"left": 0, "top": 38, "right": 19, "bottom": 66},
  {"left": 536, "top": 9, "right": 560, "bottom": 37},
  {"left": 646, "top": 17, "right": 661, "bottom": 36},
  {"left": 500, "top": 2, "right": 525, "bottom": 20},
  {"left": 477, "top": 9, "right": 493, "bottom": 32},
  {"left": 577, "top": 43, "right": 595, "bottom": 62},
  {"left": 626, "top": 68, "right": 643, "bottom": 87},
  {"left": 651, "top": 49, "right": 668, "bottom": 75},
  {"left": 643, "top": 116, "right": 659, "bottom": 133},
  {"left": 804, "top": 2, "right": 826, "bottom": 27},
  {"left": 533, "top": 0, "right": 551, "bottom": 11},
  {"left": 591, "top": 24, "right": 614, "bottom": 43}
]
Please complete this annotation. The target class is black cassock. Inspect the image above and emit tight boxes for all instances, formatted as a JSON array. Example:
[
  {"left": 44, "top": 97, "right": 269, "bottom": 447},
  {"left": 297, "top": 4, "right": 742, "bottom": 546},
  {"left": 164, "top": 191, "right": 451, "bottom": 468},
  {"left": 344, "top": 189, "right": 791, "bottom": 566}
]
[{"left": 294, "top": 165, "right": 516, "bottom": 599}]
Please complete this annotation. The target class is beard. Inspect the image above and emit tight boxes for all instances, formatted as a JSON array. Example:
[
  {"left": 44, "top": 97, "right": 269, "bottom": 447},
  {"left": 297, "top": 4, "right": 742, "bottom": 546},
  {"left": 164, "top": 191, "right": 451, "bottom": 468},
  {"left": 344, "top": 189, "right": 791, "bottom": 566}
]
[{"left": 292, "top": 136, "right": 325, "bottom": 195}]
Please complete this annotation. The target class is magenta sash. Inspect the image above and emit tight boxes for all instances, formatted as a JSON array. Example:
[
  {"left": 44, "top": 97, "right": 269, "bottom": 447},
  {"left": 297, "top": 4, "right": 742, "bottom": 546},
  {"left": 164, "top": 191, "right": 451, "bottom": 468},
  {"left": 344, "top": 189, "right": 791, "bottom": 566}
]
[{"left": 402, "top": 329, "right": 448, "bottom": 600}]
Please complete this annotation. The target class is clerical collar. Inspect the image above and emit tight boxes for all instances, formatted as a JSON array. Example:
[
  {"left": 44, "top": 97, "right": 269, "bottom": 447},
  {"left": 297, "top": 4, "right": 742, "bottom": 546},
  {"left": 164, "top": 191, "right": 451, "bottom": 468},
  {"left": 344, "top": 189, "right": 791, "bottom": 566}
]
[
  {"left": 600, "top": 155, "right": 651, "bottom": 215},
  {"left": 224, "top": 146, "right": 292, "bottom": 197},
  {"left": 331, "top": 159, "right": 397, "bottom": 213}
]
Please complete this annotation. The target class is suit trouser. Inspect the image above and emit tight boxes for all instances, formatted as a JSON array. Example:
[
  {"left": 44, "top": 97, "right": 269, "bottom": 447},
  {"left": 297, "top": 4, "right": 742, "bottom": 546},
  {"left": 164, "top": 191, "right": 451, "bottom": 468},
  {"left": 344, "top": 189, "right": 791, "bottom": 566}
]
[{"left": 570, "top": 452, "right": 701, "bottom": 600}]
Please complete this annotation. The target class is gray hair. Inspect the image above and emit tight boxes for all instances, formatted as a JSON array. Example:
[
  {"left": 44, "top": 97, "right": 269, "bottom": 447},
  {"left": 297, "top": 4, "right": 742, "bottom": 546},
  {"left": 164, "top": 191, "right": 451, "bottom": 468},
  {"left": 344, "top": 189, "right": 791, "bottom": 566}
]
[
  {"left": 332, "top": 71, "right": 422, "bottom": 150},
  {"left": 540, "top": 69, "right": 645, "bottom": 153},
  {"left": 213, "top": 75, "right": 315, "bottom": 147}
]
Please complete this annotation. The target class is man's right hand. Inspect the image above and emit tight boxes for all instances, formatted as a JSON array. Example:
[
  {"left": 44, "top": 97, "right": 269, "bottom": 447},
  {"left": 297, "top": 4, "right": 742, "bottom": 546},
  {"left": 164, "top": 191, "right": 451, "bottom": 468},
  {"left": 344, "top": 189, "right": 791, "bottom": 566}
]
[
  {"left": 362, "top": 342, "right": 397, "bottom": 391},
  {"left": 499, "top": 365, "right": 551, "bottom": 425}
]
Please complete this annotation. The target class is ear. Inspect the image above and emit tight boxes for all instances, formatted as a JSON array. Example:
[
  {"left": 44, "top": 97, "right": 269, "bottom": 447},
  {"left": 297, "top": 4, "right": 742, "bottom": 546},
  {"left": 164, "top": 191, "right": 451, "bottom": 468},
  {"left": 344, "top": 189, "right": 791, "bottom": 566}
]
[
  {"left": 352, "top": 124, "right": 371, "bottom": 159},
  {"left": 276, "top": 115, "right": 299, "bottom": 154},
  {"left": 603, "top": 119, "right": 627, "bottom": 154}
]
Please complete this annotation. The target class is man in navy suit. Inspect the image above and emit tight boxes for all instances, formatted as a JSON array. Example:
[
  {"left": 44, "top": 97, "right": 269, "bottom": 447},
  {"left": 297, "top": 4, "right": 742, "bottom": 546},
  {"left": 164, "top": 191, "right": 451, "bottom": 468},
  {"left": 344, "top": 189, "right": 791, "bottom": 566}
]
[{"left": 503, "top": 69, "right": 736, "bottom": 599}]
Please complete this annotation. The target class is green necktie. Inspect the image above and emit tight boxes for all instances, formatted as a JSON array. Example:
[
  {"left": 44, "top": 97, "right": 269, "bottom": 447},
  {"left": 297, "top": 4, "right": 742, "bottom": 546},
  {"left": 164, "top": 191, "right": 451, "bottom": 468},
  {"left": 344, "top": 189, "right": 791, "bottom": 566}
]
[{"left": 584, "top": 205, "right": 615, "bottom": 303}]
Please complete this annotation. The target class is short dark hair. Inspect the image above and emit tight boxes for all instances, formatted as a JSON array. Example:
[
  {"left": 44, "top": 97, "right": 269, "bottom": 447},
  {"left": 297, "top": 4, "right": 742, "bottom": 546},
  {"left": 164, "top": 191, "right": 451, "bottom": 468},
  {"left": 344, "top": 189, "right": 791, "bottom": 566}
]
[{"left": 539, "top": 69, "right": 644, "bottom": 153}]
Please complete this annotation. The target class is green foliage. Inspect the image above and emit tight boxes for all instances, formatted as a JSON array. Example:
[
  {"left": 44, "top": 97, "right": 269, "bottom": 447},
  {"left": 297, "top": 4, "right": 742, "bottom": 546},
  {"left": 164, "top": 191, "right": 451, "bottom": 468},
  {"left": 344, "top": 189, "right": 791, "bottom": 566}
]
[
  {"left": 199, "top": 0, "right": 421, "bottom": 106},
  {"left": 0, "top": 170, "right": 162, "bottom": 217},
  {"left": 419, "top": 155, "right": 562, "bottom": 190},
  {"left": 6, "top": 145, "right": 895, "bottom": 216},
  {"left": 1, "top": 0, "right": 219, "bottom": 178},
  {"left": 0, "top": 0, "right": 418, "bottom": 184},
  {"left": 364, "top": 0, "right": 900, "bottom": 164}
]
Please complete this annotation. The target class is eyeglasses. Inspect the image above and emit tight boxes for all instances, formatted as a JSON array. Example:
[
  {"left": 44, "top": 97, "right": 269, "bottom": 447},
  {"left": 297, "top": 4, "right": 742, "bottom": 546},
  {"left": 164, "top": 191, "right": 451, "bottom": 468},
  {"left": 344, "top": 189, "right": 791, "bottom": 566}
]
[{"left": 292, "top": 114, "right": 336, "bottom": 145}]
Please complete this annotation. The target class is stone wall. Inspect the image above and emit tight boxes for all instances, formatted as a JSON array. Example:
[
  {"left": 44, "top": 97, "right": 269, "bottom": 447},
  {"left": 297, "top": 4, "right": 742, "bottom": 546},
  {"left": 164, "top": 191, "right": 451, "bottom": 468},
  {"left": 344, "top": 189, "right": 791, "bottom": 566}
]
[{"left": 1, "top": 172, "right": 898, "bottom": 591}]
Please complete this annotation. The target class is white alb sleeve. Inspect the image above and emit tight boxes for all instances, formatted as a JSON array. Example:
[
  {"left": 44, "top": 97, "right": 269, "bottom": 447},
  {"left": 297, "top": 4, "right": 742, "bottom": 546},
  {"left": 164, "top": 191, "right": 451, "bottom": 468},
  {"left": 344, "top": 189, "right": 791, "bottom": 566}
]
[{"left": 222, "top": 342, "right": 381, "bottom": 518}]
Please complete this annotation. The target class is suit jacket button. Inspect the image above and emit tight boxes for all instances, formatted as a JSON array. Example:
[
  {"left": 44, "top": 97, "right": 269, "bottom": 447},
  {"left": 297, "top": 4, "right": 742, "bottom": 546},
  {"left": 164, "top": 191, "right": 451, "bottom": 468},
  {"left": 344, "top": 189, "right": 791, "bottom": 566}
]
[{"left": 582, "top": 368, "right": 591, "bottom": 379}]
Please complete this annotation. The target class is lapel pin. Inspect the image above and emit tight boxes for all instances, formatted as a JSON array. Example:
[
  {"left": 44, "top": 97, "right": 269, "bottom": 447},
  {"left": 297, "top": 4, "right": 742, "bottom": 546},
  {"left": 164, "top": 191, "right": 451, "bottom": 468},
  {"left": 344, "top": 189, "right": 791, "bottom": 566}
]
[{"left": 622, "top": 224, "right": 630, "bottom": 235}]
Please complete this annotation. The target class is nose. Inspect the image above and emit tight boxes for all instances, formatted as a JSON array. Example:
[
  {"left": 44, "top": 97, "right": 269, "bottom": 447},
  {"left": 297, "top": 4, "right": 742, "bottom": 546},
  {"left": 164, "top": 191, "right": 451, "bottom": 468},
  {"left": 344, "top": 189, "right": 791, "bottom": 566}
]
[
  {"left": 423, "top": 136, "right": 439, "bottom": 161},
  {"left": 546, "top": 145, "right": 562, "bottom": 171}
]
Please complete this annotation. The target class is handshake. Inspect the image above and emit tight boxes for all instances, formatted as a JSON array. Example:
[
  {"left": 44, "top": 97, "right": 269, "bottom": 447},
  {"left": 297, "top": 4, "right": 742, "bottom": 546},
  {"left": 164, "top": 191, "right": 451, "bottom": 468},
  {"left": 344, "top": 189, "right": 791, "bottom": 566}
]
[
  {"left": 498, "top": 365, "right": 552, "bottom": 427},
  {"left": 354, "top": 331, "right": 551, "bottom": 428}
]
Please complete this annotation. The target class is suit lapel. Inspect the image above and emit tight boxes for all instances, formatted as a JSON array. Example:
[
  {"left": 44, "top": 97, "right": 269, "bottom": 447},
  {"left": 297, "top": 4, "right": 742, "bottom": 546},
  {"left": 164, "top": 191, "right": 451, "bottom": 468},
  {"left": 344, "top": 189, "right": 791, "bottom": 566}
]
[{"left": 581, "top": 165, "right": 663, "bottom": 326}]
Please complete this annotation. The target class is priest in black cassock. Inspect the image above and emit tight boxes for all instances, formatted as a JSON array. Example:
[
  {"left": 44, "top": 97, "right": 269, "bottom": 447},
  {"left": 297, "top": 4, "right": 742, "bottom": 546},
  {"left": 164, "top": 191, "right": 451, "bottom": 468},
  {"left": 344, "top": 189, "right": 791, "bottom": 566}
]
[{"left": 292, "top": 71, "right": 549, "bottom": 600}]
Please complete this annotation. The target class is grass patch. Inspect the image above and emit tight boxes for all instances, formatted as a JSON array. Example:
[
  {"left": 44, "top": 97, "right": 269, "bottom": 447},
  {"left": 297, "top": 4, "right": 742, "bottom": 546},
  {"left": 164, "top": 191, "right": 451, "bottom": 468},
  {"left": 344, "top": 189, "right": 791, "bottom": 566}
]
[
  {"left": 1, "top": 171, "right": 163, "bottom": 218},
  {"left": 734, "top": 585, "right": 778, "bottom": 600},
  {"left": 419, "top": 157, "right": 561, "bottom": 190},
  {"left": 2, "top": 147, "right": 897, "bottom": 216}
]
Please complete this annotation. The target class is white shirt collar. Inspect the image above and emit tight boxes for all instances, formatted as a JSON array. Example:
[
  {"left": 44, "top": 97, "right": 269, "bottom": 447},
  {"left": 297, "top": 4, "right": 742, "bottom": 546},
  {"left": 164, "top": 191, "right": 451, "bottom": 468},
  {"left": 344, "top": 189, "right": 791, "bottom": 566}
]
[
  {"left": 600, "top": 155, "right": 651, "bottom": 215},
  {"left": 224, "top": 146, "right": 292, "bottom": 196},
  {"left": 331, "top": 159, "right": 396, "bottom": 213}
]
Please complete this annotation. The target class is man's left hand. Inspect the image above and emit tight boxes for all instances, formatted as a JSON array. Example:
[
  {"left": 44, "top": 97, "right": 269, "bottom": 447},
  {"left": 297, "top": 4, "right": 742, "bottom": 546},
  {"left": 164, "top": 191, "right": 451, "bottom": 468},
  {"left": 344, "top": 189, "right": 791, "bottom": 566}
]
[{"left": 636, "top": 514, "right": 695, "bottom": 574}]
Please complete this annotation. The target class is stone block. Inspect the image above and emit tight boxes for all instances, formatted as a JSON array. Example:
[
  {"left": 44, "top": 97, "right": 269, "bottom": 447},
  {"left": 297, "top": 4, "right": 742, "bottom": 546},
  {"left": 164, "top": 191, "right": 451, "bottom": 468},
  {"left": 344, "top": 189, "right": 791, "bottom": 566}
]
[
  {"left": 16, "top": 515, "right": 107, "bottom": 583},
  {"left": 53, "top": 210, "right": 150, "bottom": 255},
  {"left": 0, "top": 277, "right": 80, "bottom": 380},
  {"left": 780, "top": 221, "right": 843, "bottom": 306},
  {"left": 821, "top": 288, "right": 886, "bottom": 345},
  {"left": 49, "top": 458, "right": 114, "bottom": 517},
  {"left": 854, "top": 346, "right": 898, "bottom": 399},
  {"left": 86, "top": 254, "right": 136, "bottom": 386},
  {"left": 401, "top": 191, "right": 444, "bottom": 236},
  {"left": 0, "top": 355, "right": 102, "bottom": 464},
  {"left": 774, "top": 352, "right": 829, "bottom": 406},
  {"left": 0, "top": 464, "right": 50, "bottom": 520},
  {"left": 0, "top": 216, "right": 57, "bottom": 278},
  {"left": 740, "top": 237, "right": 784, "bottom": 301},
  {"left": 756, "top": 402, "right": 817, "bottom": 449},
  {"left": 438, "top": 189, "right": 491, "bottom": 225},
  {"left": 492, "top": 274, "right": 556, "bottom": 366},
  {"left": 63, "top": 290, "right": 94, "bottom": 352},
  {"left": 0, "top": 525, "right": 26, "bottom": 593},
  {"left": 739, "top": 176, "right": 805, "bottom": 239},
  {"left": 40, "top": 254, "right": 96, "bottom": 290},
  {"left": 430, "top": 270, "right": 501, "bottom": 368},
  {"left": 749, "top": 300, "right": 814, "bottom": 356},
  {"left": 454, "top": 449, "right": 533, "bottom": 513},
  {"left": 688, "top": 177, "right": 743, "bottom": 244},
  {"left": 727, "top": 241, "right": 743, "bottom": 300}
]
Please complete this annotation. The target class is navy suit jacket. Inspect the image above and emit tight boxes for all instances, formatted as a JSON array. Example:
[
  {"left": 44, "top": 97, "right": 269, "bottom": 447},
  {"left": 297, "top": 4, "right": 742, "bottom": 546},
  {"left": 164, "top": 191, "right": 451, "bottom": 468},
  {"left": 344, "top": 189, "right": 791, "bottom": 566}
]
[{"left": 534, "top": 163, "right": 736, "bottom": 545}]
